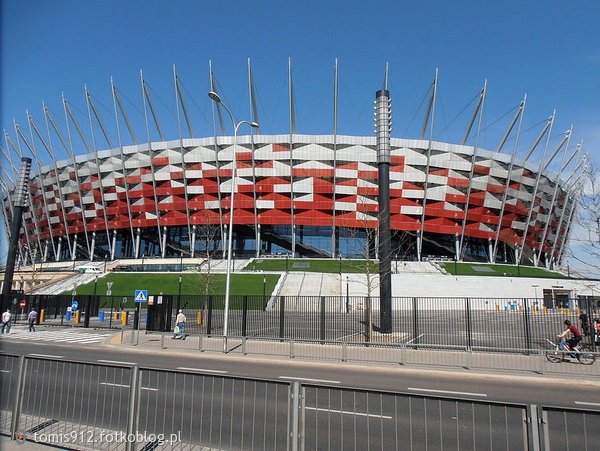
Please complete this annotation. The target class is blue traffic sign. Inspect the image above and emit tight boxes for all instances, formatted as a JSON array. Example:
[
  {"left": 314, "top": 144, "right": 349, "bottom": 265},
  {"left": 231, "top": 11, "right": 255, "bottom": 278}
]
[
  {"left": 71, "top": 301, "right": 79, "bottom": 311},
  {"left": 134, "top": 290, "right": 148, "bottom": 303}
]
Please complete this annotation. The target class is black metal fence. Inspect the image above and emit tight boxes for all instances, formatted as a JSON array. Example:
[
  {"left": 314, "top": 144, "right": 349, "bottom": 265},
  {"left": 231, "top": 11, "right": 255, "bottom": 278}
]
[{"left": 2, "top": 293, "right": 598, "bottom": 352}]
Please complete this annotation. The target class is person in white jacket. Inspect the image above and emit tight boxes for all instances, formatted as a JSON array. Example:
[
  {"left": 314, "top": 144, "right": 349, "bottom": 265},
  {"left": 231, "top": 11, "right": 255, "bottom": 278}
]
[
  {"left": 1, "top": 308, "right": 12, "bottom": 334},
  {"left": 173, "top": 310, "right": 186, "bottom": 340}
]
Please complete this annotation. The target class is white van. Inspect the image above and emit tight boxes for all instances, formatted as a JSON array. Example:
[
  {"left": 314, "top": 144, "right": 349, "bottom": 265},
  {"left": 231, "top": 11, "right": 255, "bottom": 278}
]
[{"left": 78, "top": 266, "right": 102, "bottom": 274}]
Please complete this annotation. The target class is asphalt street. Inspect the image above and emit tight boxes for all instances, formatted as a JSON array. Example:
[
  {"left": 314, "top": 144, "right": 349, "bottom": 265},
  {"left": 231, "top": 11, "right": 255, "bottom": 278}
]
[{"left": 1, "top": 332, "right": 599, "bottom": 450}]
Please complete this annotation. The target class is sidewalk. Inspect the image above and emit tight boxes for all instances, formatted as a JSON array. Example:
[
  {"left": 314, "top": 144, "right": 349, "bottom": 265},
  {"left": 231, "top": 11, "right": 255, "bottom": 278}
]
[{"left": 116, "top": 330, "right": 600, "bottom": 379}]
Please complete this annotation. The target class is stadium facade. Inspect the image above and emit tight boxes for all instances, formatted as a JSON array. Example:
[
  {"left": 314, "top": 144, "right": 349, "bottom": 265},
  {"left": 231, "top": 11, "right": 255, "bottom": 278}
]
[
  {"left": 1, "top": 64, "right": 585, "bottom": 270},
  {"left": 1, "top": 133, "right": 577, "bottom": 268}
]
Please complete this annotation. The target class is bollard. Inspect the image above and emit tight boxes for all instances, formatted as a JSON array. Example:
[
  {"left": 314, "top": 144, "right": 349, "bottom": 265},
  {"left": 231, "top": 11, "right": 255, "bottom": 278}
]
[
  {"left": 196, "top": 311, "right": 203, "bottom": 325},
  {"left": 121, "top": 311, "right": 128, "bottom": 326},
  {"left": 74, "top": 311, "right": 80, "bottom": 324},
  {"left": 40, "top": 309, "right": 45, "bottom": 322}
]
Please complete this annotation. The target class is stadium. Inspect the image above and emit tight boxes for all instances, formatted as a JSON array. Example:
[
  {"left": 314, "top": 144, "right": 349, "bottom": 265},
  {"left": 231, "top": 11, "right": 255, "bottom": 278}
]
[{"left": 0, "top": 73, "right": 580, "bottom": 270}]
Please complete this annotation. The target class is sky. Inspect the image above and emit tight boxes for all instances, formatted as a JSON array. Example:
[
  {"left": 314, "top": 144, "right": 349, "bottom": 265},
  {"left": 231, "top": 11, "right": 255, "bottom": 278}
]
[{"left": 1, "top": 0, "right": 599, "bottom": 269}]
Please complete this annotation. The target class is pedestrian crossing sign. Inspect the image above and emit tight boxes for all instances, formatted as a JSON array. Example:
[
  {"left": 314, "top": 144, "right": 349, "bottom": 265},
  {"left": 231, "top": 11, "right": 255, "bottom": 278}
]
[{"left": 134, "top": 290, "right": 148, "bottom": 303}]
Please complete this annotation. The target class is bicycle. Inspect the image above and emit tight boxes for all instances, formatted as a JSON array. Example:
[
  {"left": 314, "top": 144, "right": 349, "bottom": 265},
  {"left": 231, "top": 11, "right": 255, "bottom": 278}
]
[{"left": 546, "top": 340, "right": 596, "bottom": 365}]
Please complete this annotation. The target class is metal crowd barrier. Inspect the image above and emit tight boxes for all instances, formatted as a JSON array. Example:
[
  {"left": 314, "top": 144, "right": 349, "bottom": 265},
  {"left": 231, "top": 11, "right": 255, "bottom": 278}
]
[{"left": 1, "top": 354, "right": 598, "bottom": 450}]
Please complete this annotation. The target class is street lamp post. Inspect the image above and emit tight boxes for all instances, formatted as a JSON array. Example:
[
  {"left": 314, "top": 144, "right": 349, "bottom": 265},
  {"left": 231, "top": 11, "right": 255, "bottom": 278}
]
[
  {"left": 208, "top": 91, "right": 259, "bottom": 339},
  {"left": 180, "top": 251, "right": 184, "bottom": 272},
  {"left": 346, "top": 276, "right": 350, "bottom": 313},
  {"left": 177, "top": 275, "right": 182, "bottom": 313},
  {"left": 85, "top": 275, "right": 98, "bottom": 328}
]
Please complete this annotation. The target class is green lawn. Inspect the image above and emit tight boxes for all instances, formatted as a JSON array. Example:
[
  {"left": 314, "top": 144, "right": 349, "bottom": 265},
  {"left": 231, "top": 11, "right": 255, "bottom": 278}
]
[
  {"left": 244, "top": 258, "right": 378, "bottom": 273},
  {"left": 441, "top": 262, "right": 566, "bottom": 278},
  {"left": 65, "top": 273, "right": 280, "bottom": 296}
]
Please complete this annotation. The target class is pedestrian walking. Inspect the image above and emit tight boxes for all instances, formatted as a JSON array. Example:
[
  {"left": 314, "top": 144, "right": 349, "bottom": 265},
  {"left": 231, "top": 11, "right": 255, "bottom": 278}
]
[
  {"left": 172, "top": 309, "right": 186, "bottom": 340},
  {"left": 28, "top": 308, "right": 38, "bottom": 332},
  {"left": 579, "top": 309, "right": 589, "bottom": 336},
  {"left": 1, "top": 308, "right": 11, "bottom": 334}
]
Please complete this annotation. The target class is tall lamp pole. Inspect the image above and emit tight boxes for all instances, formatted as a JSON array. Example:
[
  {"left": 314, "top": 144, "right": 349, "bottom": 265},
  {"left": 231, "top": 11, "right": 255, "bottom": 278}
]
[
  {"left": 375, "top": 88, "right": 393, "bottom": 333},
  {"left": 85, "top": 275, "right": 98, "bottom": 328},
  {"left": 2, "top": 156, "right": 32, "bottom": 296},
  {"left": 208, "top": 91, "right": 259, "bottom": 339},
  {"left": 177, "top": 275, "right": 182, "bottom": 313}
]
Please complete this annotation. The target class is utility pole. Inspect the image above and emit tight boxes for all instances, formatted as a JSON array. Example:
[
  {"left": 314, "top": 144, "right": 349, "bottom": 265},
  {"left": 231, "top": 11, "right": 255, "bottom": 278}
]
[
  {"left": 2, "top": 157, "right": 32, "bottom": 295},
  {"left": 375, "top": 85, "right": 392, "bottom": 333}
]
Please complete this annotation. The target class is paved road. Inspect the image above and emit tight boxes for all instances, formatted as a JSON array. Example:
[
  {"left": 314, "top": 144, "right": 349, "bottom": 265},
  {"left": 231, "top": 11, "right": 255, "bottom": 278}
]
[
  {"left": 1, "top": 336, "right": 599, "bottom": 408},
  {"left": 1, "top": 335, "right": 599, "bottom": 450},
  {"left": 0, "top": 327, "right": 110, "bottom": 345}
]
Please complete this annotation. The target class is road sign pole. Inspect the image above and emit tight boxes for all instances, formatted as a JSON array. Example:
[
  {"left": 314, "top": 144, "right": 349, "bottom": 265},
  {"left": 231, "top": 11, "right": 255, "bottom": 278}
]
[{"left": 134, "top": 302, "right": 140, "bottom": 330}]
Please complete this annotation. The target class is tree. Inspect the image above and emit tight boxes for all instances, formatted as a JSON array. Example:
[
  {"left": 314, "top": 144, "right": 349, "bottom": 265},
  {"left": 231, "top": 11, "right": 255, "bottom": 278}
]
[
  {"left": 19, "top": 250, "right": 44, "bottom": 294},
  {"left": 195, "top": 216, "right": 221, "bottom": 296},
  {"left": 568, "top": 159, "right": 600, "bottom": 277},
  {"left": 340, "top": 200, "right": 408, "bottom": 340}
]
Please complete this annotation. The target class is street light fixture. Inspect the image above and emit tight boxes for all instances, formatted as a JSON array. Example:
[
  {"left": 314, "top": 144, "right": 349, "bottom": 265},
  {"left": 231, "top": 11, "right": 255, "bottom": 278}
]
[{"left": 208, "top": 90, "right": 259, "bottom": 339}]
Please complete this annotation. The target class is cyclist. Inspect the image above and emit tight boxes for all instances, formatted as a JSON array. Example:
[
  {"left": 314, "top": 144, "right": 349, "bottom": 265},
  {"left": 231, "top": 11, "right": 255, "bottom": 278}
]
[{"left": 557, "top": 319, "right": 582, "bottom": 355}]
